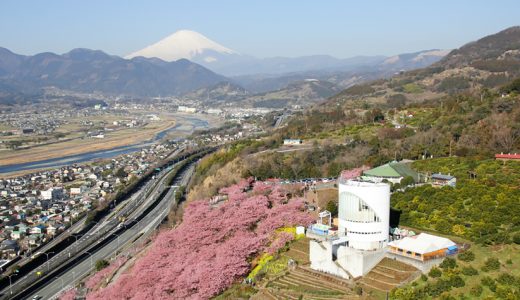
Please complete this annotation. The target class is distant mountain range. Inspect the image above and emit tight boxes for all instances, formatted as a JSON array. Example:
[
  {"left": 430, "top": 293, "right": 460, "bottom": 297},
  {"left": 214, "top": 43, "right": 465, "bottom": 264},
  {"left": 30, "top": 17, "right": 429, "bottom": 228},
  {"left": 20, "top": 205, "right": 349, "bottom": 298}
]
[
  {"left": 0, "top": 47, "right": 226, "bottom": 97},
  {"left": 127, "top": 30, "right": 449, "bottom": 77},
  {"left": 0, "top": 30, "right": 453, "bottom": 105},
  {"left": 330, "top": 26, "right": 520, "bottom": 106}
]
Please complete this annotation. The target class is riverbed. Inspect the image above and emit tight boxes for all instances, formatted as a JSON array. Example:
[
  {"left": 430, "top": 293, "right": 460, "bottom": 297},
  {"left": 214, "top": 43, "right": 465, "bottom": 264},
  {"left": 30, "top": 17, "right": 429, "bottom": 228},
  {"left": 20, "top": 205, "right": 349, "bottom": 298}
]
[{"left": 0, "top": 114, "right": 213, "bottom": 175}]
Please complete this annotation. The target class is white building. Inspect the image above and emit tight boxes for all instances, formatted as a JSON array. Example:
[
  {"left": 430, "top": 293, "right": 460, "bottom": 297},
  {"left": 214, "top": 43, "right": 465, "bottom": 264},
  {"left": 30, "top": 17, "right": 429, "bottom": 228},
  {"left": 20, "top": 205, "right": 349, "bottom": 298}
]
[
  {"left": 338, "top": 180, "right": 390, "bottom": 250},
  {"left": 207, "top": 108, "right": 223, "bottom": 115},
  {"left": 177, "top": 106, "right": 197, "bottom": 113},
  {"left": 309, "top": 179, "right": 390, "bottom": 278},
  {"left": 41, "top": 187, "right": 63, "bottom": 201},
  {"left": 283, "top": 139, "right": 303, "bottom": 145}
]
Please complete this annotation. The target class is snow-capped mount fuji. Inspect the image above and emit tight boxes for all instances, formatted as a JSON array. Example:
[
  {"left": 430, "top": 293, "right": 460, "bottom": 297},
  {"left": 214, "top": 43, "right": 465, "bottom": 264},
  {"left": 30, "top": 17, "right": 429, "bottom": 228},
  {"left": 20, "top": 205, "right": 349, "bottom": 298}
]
[
  {"left": 126, "top": 30, "right": 449, "bottom": 77},
  {"left": 125, "top": 30, "right": 243, "bottom": 65}
]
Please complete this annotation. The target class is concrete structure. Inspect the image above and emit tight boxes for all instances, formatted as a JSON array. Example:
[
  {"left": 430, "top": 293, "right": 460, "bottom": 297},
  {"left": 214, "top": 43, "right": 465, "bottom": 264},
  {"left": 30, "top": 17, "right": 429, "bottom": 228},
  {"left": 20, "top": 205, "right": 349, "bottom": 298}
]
[{"left": 309, "top": 179, "right": 390, "bottom": 279}]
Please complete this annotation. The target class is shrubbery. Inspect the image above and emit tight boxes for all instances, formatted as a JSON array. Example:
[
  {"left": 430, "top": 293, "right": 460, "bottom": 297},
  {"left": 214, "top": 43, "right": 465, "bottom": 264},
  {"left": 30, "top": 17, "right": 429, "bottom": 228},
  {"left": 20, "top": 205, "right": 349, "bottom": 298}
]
[
  {"left": 439, "top": 257, "right": 457, "bottom": 270},
  {"left": 470, "top": 285, "right": 483, "bottom": 297},
  {"left": 458, "top": 250, "right": 475, "bottom": 262},
  {"left": 428, "top": 267, "right": 442, "bottom": 278},
  {"left": 482, "top": 257, "right": 501, "bottom": 272},
  {"left": 461, "top": 266, "right": 478, "bottom": 276}
]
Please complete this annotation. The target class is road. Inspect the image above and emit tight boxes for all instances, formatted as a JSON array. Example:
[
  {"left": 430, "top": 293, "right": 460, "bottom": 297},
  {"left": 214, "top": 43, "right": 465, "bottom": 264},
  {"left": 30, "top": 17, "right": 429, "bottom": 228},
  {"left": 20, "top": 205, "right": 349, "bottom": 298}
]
[
  {"left": 0, "top": 149, "right": 188, "bottom": 299},
  {"left": 26, "top": 164, "right": 194, "bottom": 300}
]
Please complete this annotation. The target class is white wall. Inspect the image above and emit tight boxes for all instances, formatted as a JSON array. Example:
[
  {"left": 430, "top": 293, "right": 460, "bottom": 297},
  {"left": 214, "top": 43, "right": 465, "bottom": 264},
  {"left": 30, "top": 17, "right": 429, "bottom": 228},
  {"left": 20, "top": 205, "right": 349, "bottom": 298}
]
[
  {"left": 337, "top": 247, "right": 386, "bottom": 278},
  {"left": 338, "top": 180, "right": 390, "bottom": 250},
  {"left": 309, "top": 240, "right": 350, "bottom": 279}
]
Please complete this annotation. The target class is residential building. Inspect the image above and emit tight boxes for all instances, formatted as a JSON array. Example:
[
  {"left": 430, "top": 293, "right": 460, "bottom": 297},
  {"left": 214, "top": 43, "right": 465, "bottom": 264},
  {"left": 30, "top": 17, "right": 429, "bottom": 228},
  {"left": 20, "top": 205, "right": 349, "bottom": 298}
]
[{"left": 431, "top": 173, "right": 456, "bottom": 187}]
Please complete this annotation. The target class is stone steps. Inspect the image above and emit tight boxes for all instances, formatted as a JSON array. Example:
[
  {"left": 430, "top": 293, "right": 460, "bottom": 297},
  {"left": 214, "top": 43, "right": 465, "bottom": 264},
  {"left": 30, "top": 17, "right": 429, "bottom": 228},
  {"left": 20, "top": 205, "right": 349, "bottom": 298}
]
[
  {"left": 285, "top": 272, "right": 348, "bottom": 293},
  {"left": 358, "top": 277, "right": 396, "bottom": 292}
]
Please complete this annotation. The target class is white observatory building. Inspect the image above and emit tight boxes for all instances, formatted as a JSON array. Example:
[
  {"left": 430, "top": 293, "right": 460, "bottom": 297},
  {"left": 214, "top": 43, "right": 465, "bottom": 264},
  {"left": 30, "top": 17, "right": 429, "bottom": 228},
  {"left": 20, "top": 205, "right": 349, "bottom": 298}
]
[
  {"left": 309, "top": 179, "right": 390, "bottom": 278},
  {"left": 338, "top": 180, "right": 390, "bottom": 250}
]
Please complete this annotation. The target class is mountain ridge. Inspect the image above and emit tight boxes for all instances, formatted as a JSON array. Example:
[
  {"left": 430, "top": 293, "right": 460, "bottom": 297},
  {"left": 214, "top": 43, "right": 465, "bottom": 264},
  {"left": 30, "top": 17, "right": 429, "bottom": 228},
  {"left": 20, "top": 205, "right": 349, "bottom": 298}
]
[
  {"left": 125, "top": 30, "right": 449, "bottom": 76},
  {"left": 0, "top": 47, "right": 227, "bottom": 98},
  {"left": 329, "top": 26, "right": 520, "bottom": 107}
]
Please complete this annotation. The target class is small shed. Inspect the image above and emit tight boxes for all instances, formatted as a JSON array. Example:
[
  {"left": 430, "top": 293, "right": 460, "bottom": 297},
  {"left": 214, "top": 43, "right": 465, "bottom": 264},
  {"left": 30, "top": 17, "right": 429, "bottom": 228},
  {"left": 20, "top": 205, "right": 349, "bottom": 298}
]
[{"left": 431, "top": 173, "right": 456, "bottom": 187}]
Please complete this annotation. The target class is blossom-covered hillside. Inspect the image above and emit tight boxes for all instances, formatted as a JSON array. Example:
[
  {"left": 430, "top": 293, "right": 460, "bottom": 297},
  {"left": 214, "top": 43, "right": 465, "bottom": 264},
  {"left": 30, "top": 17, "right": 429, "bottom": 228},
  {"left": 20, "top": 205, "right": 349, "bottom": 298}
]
[{"left": 85, "top": 179, "right": 313, "bottom": 299}]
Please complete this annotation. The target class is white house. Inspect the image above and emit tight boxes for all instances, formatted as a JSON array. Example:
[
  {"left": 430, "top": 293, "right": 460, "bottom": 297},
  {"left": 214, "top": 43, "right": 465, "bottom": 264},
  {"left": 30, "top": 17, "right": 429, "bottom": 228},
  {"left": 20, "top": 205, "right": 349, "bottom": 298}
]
[{"left": 283, "top": 139, "right": 303, "bottom": 146}]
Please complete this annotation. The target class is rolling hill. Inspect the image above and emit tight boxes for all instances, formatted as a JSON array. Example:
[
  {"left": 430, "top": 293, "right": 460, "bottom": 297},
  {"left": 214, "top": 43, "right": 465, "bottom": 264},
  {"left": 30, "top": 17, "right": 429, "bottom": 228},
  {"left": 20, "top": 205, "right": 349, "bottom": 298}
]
[
  {"left": 0, "top": 47, "right": 227, "bottom": 98},
  {"left": 330, "top": 26, "right": 520, "bottom": 107}
]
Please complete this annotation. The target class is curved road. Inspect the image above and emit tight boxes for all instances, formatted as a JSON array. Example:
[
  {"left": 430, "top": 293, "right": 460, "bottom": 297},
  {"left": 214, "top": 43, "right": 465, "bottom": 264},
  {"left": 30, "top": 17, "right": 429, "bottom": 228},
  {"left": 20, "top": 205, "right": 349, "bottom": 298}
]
[{"left": 25, "top": 164, "right": 194, "bottom": 300}]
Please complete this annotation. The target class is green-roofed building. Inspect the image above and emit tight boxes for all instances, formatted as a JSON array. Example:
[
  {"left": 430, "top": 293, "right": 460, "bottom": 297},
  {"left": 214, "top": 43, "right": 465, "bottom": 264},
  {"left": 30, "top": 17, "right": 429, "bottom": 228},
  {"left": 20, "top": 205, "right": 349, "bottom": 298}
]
[{"left": 362, "top": 161, "right": 419, "bottom": 184}]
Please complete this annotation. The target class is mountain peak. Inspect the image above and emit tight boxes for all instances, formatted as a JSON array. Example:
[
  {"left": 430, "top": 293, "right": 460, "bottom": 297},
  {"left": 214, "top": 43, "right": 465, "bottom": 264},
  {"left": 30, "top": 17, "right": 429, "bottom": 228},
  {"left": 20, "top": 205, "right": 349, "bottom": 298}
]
[{"left": 125, "top": 30, "right": 237, "bottom": 62}]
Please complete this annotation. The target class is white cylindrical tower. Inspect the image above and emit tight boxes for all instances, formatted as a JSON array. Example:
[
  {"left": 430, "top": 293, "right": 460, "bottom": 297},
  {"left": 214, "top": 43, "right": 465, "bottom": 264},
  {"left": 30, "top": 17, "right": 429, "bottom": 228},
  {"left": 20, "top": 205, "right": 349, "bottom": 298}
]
[{"left": 338, "top": 179, "right": 390, "bottom": 250}]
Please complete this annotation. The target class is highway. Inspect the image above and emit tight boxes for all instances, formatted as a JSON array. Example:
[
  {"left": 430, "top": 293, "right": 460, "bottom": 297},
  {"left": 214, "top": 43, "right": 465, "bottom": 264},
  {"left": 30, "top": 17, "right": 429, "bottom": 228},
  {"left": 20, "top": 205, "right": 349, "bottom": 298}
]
[
  {"left": 24, "top": 163, "right": 194, "bottom": 300},
  {"left": 0, "top": 149, "right": 188, "bottom": 299}
]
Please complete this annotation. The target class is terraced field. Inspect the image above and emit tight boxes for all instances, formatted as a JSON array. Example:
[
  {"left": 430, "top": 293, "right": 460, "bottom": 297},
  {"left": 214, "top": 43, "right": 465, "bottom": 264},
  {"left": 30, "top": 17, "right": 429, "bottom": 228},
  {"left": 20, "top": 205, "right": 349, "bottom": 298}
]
[
  {"left": 258, "top": 238, "right": 361, "bottom": 300},
  {"left": 282, "top": 238, "right": 310, "bottom": 265},
  {"left": 266, "top": 267, "right": 358, "bottom": 300},
  {"left": 357, "top": 258, "right": 419, "bottom": 293}
]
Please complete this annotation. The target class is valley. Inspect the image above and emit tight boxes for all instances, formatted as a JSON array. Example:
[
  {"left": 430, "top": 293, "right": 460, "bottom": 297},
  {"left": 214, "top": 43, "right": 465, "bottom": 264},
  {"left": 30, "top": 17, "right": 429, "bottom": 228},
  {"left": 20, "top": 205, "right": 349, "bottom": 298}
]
[{"left": 0, "top": 6, "right": 519, "bottom": 300}]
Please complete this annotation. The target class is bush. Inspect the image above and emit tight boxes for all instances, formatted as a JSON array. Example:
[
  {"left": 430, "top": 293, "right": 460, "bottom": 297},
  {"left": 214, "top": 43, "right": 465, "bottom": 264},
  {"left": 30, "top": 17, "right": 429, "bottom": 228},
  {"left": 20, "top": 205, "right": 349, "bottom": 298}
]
[
  {"left": 482, "top": 257, "right": 500, "bottom": 272},
  {"left": 512, "top": 233, "right": 520, "bottom": 244},
  {"left": 458, "top": 250, "right": 475, "bottom": 262},
  {"left": 420, "top": 274, "right": 428, "bottom": 281},
  {"left": 495, "top": 285, "right": 515, "bottom": 299},
  {"left": 440, "top": 257, "right": 457, "bottom": 269},
  {"left": 470, "top": 285, "right": 483, "bottom": 297},
  {"left": 496, "top": 273, "right": 516, "bottom": 286},
  {"left": 429, "top": 267, "right": 442, "bottom": 278},
  {"left": 481, "top": 276, "right": 497, "bottom": 292},
  {"left": 95, "top": 259, "right": 110, "bottom": 271},
  {"left": 449, "top": 275, "right": 465, "bottom": 288},
  {"left": 461, "top": 266, "right": 478, "bottom": 276},
  {"left": 354, "top": 285, "right": 363, "bottom": 296},
  {"left": 325, "top": 200, "right": 338, "bottom": 217},
  {"left": 400, "top": 176, "right": 415, "bottom": 187}
]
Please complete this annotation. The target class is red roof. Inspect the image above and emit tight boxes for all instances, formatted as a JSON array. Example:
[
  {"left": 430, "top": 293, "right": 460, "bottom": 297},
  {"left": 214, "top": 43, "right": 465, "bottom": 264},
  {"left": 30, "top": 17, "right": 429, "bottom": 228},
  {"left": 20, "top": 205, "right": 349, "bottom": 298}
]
[{"left": 495, "top": 153, "right": 520, "bottom": 159}]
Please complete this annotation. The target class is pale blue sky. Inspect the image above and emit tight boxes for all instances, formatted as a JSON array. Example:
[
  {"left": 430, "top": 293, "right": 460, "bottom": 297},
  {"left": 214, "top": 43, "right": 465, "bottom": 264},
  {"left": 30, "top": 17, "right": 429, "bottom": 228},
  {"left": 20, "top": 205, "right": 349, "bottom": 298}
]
[{"left": 1, "top": 0, "right": 519, "bottom": 58}]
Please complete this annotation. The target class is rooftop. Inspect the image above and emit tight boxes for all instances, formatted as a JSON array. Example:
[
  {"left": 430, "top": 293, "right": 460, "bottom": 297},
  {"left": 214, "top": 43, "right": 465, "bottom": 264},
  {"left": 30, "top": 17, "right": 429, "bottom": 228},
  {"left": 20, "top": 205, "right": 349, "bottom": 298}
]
[
  {"left": 363, "top": 161, "right": 419, "bottom": 181},
  {"left": 495, "top": 153, "right": 520, "bottom": 159},
  {"left": 431, "top": 173, "right": 455, "bottom": 180},
  {"left": 339, "top": 178, "right": 390, "bottom": 187},
  {"left": 388, "top": 233, "right": 456, "bottom": 254}
]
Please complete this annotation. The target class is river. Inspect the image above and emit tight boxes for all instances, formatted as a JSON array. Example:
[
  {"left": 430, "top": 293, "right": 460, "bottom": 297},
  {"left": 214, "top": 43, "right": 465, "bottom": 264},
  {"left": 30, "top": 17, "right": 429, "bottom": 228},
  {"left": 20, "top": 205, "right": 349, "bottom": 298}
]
[{"left": 0, "top": 115, "right": 211, "bottom": 174}]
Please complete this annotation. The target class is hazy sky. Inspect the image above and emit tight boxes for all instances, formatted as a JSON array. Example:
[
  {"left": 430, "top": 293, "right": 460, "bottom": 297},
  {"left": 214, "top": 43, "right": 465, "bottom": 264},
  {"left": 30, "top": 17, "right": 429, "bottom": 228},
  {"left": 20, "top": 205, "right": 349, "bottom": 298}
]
[{"left": 1, "top": 0, "right": 519, "bottom": 58}]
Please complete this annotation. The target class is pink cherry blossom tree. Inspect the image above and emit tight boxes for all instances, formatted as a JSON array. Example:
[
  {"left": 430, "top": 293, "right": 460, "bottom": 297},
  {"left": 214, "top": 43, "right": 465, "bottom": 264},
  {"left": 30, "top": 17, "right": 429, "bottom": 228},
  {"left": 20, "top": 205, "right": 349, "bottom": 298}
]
[{"left": 87, "top": 179, "right": 313, "bottom": 300}]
